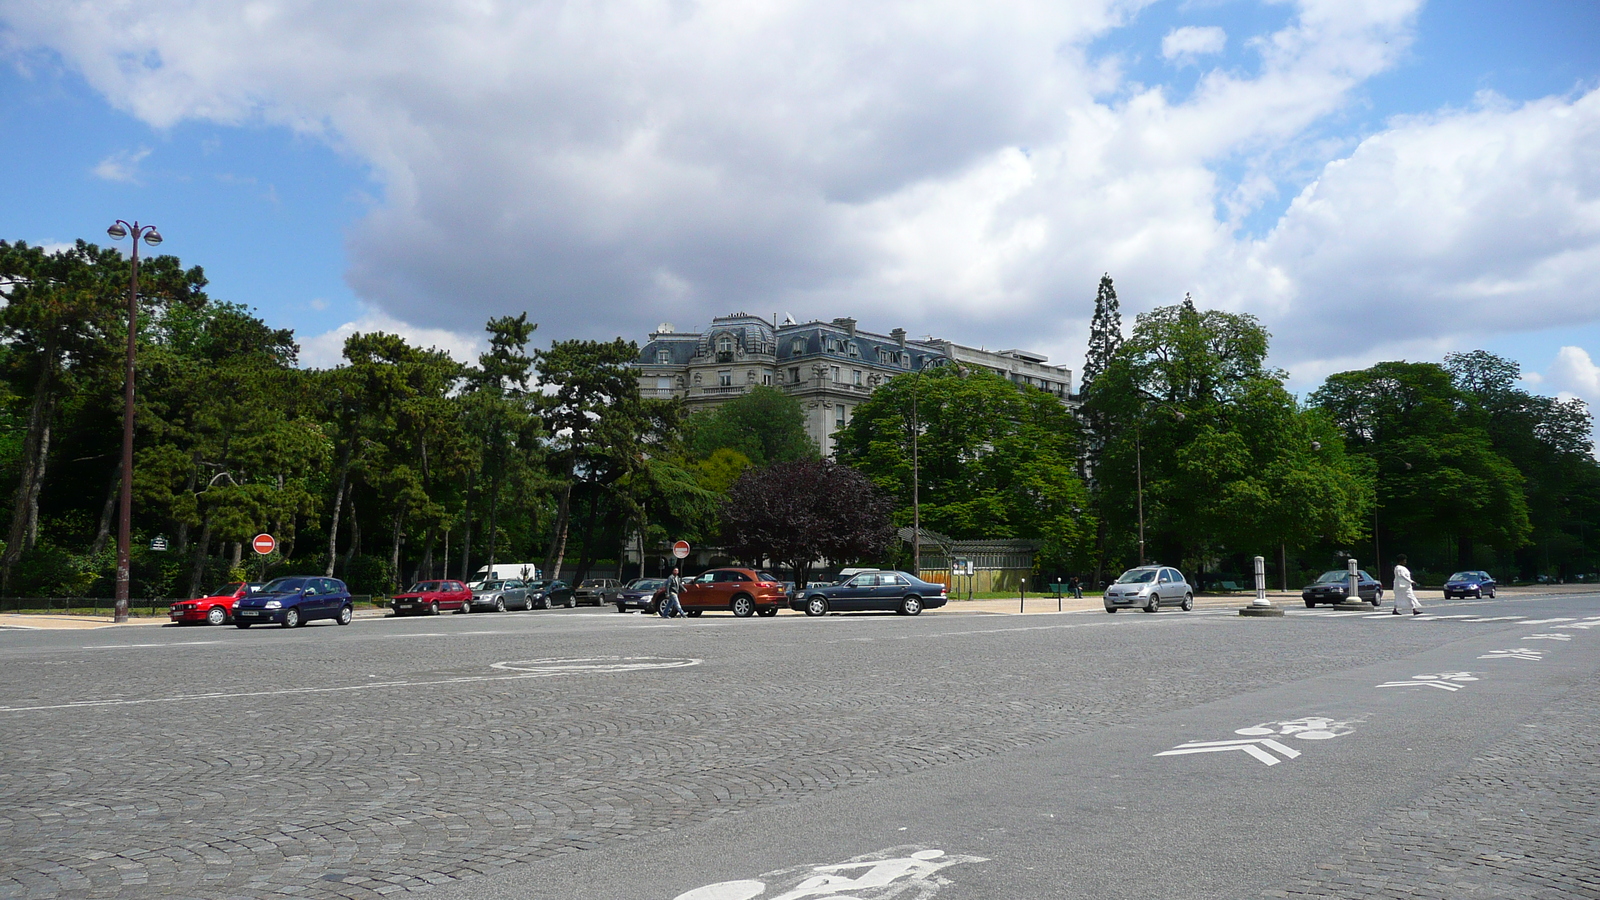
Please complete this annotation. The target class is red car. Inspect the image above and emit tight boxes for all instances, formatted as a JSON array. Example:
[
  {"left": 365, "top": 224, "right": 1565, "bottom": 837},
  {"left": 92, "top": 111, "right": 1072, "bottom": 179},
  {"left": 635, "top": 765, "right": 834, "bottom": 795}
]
[
  {"left": 679, "top": 568, "right": 788, "bottom": 617},
  {"left": 390, "top": 580, "right": 474, "bottom": 616},
  {"left": 170, "top": 583, "right": 253, "bottom": 626}
]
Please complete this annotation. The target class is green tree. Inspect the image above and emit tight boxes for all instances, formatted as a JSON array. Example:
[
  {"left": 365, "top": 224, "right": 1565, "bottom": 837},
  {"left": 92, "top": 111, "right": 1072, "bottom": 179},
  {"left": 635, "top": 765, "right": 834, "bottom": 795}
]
[{"left": 682, "top": 386, "right": 818, "bottom": 466}]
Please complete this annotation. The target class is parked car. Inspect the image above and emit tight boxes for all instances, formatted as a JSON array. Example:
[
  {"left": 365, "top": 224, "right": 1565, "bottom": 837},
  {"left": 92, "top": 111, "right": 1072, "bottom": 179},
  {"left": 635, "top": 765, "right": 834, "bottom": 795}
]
[
  {"left": 1301, "top": 569, "right": 1384, "bottom": 607},
  {"left": 392, "top": 580, "right": 474, "bottom": 616},
  {"left": 680, "top": 568, "right": 788, "bottom": 617},
  {"left": 1444, "top": 571, "right": 1497, "bottom": 599},
  {"left": 612, "top": 578, "right": 667, "bottom": 613},
  {"left": 233, "top": 576, "right": 354, "bottom": 628},
  {"left": 525, "top": 579, "right": 575, "bottom": 609},
  {"left": 170, "top": 582, "right": 253, "bottom": 626},
  {"left": 791, "top": 570, "right": 948, "bottom": 616},
  {"left": 575, "top": 577, "right": 622, "bottom": 606},
  {"left": 1103, "top": 566, "right": 1193, "bottom": 613},
  {"left": 465, "top": 579, "right": 531, "bottom": 612}
]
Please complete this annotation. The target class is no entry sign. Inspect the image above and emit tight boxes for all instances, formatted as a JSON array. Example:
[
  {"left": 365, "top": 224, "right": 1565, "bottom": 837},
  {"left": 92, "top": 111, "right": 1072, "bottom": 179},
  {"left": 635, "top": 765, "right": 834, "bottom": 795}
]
[
  {"left": 672, "top": 540, "right": 690, "bottom": 559},
  {"left": 252, "top": 533, "right": 276, "bottom": 555}
]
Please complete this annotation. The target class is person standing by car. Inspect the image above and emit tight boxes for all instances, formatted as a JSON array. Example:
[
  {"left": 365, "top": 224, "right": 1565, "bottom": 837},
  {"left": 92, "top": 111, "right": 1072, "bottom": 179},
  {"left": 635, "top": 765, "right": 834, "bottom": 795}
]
[
  {"left": 659, "top": 567, "right": 686, "bottom": 619},
  {"left": 1393, "top": 554, "right": 1421, "bottom": 615}
]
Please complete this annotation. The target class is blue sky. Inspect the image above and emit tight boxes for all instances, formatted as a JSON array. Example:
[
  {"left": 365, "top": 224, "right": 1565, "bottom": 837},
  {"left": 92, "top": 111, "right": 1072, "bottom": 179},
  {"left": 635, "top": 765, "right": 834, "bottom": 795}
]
[{"left": 2, "top": 0, "right": 1598, "bottom": 415}]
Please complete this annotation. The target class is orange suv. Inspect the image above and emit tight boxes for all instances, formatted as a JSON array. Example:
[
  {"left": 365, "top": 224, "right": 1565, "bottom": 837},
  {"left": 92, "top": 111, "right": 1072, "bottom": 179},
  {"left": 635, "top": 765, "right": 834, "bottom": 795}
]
[{"left": 680, "top": 568, "right": 788, "bottom": 617}]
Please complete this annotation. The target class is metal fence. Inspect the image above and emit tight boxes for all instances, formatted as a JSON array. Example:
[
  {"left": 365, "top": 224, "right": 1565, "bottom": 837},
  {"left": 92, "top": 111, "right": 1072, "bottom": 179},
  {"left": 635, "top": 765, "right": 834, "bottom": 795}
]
[{"left": 0, "top": 595, "right": 382, "bottom": 617}]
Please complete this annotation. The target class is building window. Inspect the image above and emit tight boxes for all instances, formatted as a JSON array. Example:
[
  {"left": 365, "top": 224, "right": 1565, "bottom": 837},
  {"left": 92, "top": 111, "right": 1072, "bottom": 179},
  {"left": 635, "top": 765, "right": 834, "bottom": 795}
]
[
  {"left": 847, "top": 342, "right": 859, "bottom": 357},
  {"left": 830, "top": 365, "right": 841, "bottom": 383},
  {"left": 900, "top": 354, "right": 910, "bottom": 369},
  {"left": 719, "top": 370, "right": 732, "bottom": 387},
  {"left": 852, "top": 369, "right": 862, "bottom": 385},
  {"left": 762, "top": 372, "right": 772, "bottom": 385},
  {"left": 789, "top": 367, "right": 801, "bottom": 383},
  {"left": 717, "top": 335, "right": 734, "bottom": 355},
  {"left": 878, "top": 348, "right": 890, "bottom": 364},
  {"left": 656, "top": 349, "right": 670, "bottom": 364},
  {"left": 792, "top": 338, "right": 805, "bottom": 355},
  {"left": 836, "top": 404, "right": 847, "bottom": 427},
  {"left": 656, "top": 377, "right": 672, "bottom": 390}
]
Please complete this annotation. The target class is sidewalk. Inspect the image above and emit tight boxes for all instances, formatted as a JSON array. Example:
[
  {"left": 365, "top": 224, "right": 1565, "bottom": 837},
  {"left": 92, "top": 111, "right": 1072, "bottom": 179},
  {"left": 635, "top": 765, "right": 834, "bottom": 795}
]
[{"left": 0, "top": 606, "right": 393, "bottom": 630}]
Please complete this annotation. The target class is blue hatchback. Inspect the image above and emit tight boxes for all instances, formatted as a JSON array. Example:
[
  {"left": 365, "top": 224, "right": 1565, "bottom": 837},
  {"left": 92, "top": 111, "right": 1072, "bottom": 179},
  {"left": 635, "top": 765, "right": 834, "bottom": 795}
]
[
  {"left": 233, "top": 576, "right": 354, "bottom": 628},
  {"left": 1443, "top": 570, "right": 1496, "bottom": 599}
]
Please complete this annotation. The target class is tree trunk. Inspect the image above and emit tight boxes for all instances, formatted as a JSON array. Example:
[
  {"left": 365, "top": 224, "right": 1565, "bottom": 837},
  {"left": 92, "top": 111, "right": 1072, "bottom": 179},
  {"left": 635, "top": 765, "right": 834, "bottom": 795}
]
[
  {"left": 229, "top": 541, "right": 242, "bottom": 573},
  {"left": 2, "top": 349, "right": 59, "bottom": 592},
  {"left": 324, "top": 434, "right": 356, "bottom": 576},
  {"left": 390, "top": 510, "right": 404, "bottom": 593},
  {"left": 345, "top": 498, "right": 360, "bottom": 570},
  {"left": 23, "top": 409, "right": 52, "bottom": 552},
  {"left": 543, "top": 480, "right": 573, "bottom": 582},
  {"left": 175, "top": 461, "right": 198, "bottom": 553},
  {"left": 1458, "top": 534, "right": 1474, "bottom": 570},
  {"left": 413, "top": 527, "right": 435, "bottom": 584},
  {"left": 574, "top": 488, "right": 600, "bottom": 584},
  {"left": 90, "top": 467, "right": 119, "bottom": 556},
  {"left": 460, "top": 475, "right": 476, "bottom": 581},
  {"left": 486, "top": 469, "right": 501, "bottom": 567},
  {"left": 186, "top": 513, "right": 214, "bottom": 598}
]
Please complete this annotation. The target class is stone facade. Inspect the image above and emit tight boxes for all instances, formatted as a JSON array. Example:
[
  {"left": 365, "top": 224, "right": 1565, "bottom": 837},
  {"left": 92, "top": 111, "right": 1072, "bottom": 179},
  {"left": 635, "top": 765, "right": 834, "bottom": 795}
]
[{"left": 636, "top": 313, "right": 1074, "bottom": 454}]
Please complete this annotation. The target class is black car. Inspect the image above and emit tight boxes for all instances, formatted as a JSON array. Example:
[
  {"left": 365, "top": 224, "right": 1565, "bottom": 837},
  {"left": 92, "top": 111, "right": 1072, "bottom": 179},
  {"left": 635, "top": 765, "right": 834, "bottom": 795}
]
[
  {"left": 526, "top": 579, "right": 575, "bottom": 609},
  {"left": 233, "top": 576, "right": 354, "bottom": 628},
  {"left": 1301, "top": 569, "right": 1383, "bottom": 607},
  {"left": 613, "top": 578, "right": 667, "bottom": 613},
  {"left": 790, "top": 570, "right": 948, "bottom": 616}
]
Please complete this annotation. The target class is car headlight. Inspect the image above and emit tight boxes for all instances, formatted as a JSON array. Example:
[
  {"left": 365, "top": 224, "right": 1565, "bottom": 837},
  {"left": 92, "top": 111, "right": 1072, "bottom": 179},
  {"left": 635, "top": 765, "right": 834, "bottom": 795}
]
[{"left": 265, "top": 600, "right": 282, "bottom": 609}]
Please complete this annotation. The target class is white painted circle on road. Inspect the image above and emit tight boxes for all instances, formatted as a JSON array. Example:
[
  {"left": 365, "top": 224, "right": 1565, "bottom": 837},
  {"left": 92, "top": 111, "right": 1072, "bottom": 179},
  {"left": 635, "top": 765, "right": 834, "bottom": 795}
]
[{"left": 491, "top": 656, "right": 702, "bottom": 674}]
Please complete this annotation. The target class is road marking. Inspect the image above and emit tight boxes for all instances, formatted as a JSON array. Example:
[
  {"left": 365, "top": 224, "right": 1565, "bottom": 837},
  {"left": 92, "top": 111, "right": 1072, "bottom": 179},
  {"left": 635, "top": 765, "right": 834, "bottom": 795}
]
[
  {"left": 1156, "top": 738, "right": 1302, "bottom": 766},
  {"left": 491, "top": 656, "right": 701, "bottom": 674},
  {"left": 0, "top": 658, "right": 702, "bottom": 713},
  {"left": 1524, "top": 634, "right": 1573, "bottom": 641},
  {"left": 671, "top": 847, "right": 988, "bottom": 900},
  {"left": 82, "top": 640, "right": 222, "bottom": 649},
  {"left": 1520, "top": 618, "right": 1577, "bottom": 625},
  {"left": 1478, "top": 648, "right": 1546, "bottom": 661},
  {"left": 1377, "top": 671, "right": 1478, "bottom": 691},
  {"left": 1554, "top": 622, "right": 1596, "bottom": 630},
  {"left": 1458, "top": 616, "right": 1527, "bottom": 622}
]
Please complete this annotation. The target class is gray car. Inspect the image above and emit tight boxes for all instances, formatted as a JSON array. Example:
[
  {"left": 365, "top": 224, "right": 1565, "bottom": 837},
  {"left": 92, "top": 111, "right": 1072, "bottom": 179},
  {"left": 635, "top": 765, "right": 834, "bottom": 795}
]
[
  {"left": 464, "top": 579, "right": 531, "bottom": 612},
  {"left": 1103, "top": 565, "right": 1194, "bottom": 613}
]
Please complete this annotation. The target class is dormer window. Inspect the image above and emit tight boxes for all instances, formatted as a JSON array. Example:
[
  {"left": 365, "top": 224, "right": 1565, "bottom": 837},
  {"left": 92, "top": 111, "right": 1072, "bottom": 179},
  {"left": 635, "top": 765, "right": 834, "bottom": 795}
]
[
  {"left": 846, "top": 342, "right": 859, "bottom": 357},
  {"left": 717, "top": 335, "right": 734, "bottom": 354},
  {"left": 877, "top": 348, "right": 890, "bottom": 364},
  {"left": 656, "top": 349, "right": 670, "bottom": 364},
  {"left": 791, "top": 338, "right": 805, "bottom": 355}
]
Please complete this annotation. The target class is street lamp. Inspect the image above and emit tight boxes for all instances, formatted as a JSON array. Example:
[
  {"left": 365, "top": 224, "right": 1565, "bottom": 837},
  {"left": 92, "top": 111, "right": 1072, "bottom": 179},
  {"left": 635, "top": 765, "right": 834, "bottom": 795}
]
[
  {"left": 1135, "top": 404, "right": 1183, "bottom": 566},
  {"left": 106, "top": 220, "right": 161, "bottom": 623}
]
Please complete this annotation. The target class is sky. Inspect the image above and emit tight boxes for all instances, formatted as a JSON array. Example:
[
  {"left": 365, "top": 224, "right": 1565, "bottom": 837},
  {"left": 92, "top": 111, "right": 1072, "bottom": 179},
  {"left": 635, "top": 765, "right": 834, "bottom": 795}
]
[{"left": 2, "top": 0, "right": 1599, "bottom": 425}]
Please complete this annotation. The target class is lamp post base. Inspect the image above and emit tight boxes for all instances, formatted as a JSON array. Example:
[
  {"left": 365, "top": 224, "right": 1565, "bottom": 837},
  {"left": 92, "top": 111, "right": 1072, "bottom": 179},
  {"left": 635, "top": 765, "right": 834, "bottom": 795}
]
[{"left": 1238, "top": 605, "right": 1284, "bottom": 617}]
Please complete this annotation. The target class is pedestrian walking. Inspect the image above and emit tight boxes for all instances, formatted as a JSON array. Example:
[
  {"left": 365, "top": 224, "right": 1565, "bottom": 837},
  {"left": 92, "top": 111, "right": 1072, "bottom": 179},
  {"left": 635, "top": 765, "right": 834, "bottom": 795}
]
[
  {"left": 659, "top": 567, "right": 687, "bottom": 619},
  {"left": 1070, "top": 575, "right": 1083, "bottom": 599},
  {"left": 1392, "top": 554, "right": 1422, "bottom": 615}
]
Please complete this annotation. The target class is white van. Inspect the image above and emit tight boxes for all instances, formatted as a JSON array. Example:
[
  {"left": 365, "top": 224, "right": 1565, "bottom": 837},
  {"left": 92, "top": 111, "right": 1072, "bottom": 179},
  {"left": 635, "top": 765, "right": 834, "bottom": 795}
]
[{"left": 472, "top": 563, "right": 542, "bottom": 583}]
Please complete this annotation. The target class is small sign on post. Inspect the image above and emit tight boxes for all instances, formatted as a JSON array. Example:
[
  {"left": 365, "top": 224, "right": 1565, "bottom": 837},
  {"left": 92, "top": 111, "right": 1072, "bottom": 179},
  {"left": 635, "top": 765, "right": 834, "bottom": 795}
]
[
  {"left": 252, "top": 533, "right": 276, "bottom": 556},
  {"left": 672, "top": 540, "right": 690, "bottom": 560}
]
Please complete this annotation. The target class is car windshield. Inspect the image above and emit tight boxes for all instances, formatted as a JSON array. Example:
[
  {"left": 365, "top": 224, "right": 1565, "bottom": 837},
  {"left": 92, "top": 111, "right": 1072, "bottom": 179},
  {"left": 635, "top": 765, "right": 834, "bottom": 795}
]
[
  {"left": 629, "top": 579, "right": 665, "bottom": 589},
  {"left": 260, "top": 577, "right": 310, "bottom": 593},
  {"left": 208, "top": 583, "right": 245, "bottom": 596},
  {"left": 525, "top": 581, "right": 550, "bottom": 590},
  {"left": 1115, "top": 569, "right": 1159, "bottom": 584},
  {"left": 1314, "top": 571, "right": 1354, "bottom": 584},
  {"left": 468, "top": 581, "right": 500, "bottom": 591},
  {"left": 581, "top": 579, "right": 605, "bottom": 587},
  {"left": 1448, "top": 572, "right": 1481, "bottom": 582},
  {"left": 758, "top": 572, "right": 780, "bottom": 583},
  {"left": 407, "top": 582, "right": 442, "bottom": 593}
]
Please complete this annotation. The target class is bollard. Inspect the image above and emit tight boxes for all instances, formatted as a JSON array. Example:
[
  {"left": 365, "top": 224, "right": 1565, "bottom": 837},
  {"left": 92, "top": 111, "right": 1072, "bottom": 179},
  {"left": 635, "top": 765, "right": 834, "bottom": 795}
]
[
  {"left": 1240, "top": 554, "right": 1284, "bottom": 617},
  {"left": 1020, "top": 578, "right": 1026, "bottom": 613},
  {"left": 1332, "top": 556, "right": 1369, "bottom": 610}
]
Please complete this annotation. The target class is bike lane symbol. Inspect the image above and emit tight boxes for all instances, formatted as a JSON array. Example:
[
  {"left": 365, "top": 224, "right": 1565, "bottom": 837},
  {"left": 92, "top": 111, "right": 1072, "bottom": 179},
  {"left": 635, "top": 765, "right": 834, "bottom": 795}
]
[
  {"left": 1376, "top": 671, "right": 1478, "bottom": 691},
  {"left": 1156, "top": 717, "right": 1358, "bottom": 766},
  {"left": 670, "top": 847, "right": 989, "bottom": 900}
]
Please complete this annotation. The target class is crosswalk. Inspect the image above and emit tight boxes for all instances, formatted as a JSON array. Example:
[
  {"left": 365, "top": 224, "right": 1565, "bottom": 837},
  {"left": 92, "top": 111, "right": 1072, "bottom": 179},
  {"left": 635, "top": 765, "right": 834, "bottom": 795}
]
[{"left": 1287, "top": 610, "right": 1600, "bottom": 625}]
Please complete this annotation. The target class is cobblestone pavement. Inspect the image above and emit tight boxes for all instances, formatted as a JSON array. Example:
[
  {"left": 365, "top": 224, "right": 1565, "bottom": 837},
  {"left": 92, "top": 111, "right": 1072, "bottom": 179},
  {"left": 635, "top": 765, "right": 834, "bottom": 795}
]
[
  {"left": 1271, "top": 667, "right": 1600, "bottom": 900},
  {"left": 0, "top": 599, "right": 1595, "bottom": 899}
]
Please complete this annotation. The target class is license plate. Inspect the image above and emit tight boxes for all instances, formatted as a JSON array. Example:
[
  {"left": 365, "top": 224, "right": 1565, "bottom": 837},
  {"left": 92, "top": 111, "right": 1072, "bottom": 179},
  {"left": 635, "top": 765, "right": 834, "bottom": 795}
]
[{"left": 240, "top": 611, "right": 260, "bottom": 617}]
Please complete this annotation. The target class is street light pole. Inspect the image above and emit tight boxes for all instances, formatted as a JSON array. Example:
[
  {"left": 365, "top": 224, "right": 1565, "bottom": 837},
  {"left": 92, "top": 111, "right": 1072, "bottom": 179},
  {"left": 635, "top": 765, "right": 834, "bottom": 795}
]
[
  {"left": 1135, "top": 426, "right": 1145, "bottom": 566},
  {"left": 106, "top": 220, "right": 161, "bottom": 623},
  {"left": 911, "top": 369, "right": 920, "bottom": 577}
]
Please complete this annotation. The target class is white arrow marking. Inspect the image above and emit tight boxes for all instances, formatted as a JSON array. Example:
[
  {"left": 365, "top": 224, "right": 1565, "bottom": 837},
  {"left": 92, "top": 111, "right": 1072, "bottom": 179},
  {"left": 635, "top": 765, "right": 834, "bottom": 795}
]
[
  {"left": 1156, "top": 738, "right": 1301, "bottom": 766},
  {"left": 1378, "top": 680, "right": 1464, "bottom": 691}
]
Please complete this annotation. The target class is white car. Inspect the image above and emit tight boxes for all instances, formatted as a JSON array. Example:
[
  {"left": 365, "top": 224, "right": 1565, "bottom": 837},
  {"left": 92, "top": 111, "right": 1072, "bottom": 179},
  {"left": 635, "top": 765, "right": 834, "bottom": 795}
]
[{"left": 1104, "top": 565, "right": 1193, "bottom": 613}]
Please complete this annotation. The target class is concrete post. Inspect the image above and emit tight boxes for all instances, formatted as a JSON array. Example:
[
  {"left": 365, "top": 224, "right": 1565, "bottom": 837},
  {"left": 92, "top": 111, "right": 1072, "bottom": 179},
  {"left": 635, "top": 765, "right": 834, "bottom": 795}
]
[{"left": 1240, "top": 554, "right": 1284, "bottom": 617}]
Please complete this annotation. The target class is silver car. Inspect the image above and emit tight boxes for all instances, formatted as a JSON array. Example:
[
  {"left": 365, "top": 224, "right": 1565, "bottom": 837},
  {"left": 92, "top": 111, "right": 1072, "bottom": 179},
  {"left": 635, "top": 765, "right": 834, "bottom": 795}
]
[
  {"left": 464, "top": 579, "right": 532, "bottom": 613},
  {"left": 1104, "top": 565, "right": 1193, "bottom": 613}
]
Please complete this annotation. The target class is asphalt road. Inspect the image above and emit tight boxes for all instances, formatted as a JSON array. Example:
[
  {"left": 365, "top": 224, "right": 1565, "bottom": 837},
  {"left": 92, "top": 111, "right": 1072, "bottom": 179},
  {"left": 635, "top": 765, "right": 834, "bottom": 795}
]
[{"left": 2, "top": 593, "right": 1597, "bottom": 900}]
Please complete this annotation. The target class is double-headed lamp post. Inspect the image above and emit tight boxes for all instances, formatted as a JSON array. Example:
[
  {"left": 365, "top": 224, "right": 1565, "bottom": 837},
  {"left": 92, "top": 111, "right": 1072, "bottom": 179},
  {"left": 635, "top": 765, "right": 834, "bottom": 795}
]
[{"left": 106, "top": 220, "right": 161, "bottom": 623}]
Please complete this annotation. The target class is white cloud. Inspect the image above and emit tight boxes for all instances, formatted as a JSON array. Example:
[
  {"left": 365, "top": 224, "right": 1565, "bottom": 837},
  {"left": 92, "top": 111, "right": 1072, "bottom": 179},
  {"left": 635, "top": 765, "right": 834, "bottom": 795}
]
[
  {"left": 24, "top": 0, "right": 1600, "bottom": 388},
  {"left": 1546, "top": 346, "right": 1600, "bottom": 399},
  {"left": 91, "top": 147, "right": 150, "bottom": 182},
  {"left": 297, "top": 304, "right": 482, "bottom": 370},
  {"left": 1161, "top": 25, "right": 1226, "bottom": 63}
]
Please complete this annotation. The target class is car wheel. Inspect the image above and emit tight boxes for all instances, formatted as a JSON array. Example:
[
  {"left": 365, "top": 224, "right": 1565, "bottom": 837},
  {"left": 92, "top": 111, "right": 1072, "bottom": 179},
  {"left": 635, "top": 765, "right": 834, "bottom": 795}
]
[
  {"left": 1144, "top": 594, "right": 1159, "bottom": 613},
  {"left": 1105, "top": 606, "right": 1117, "bottom": 613},
  {"left": 731, "top": 595, "right": 755, "bottom": 618},
  {"left": 1488, "top": 588, "right": 1496, "bottom": 598},
  {"left": 235, "top": 622, "right": 252, "bottom": 629},
  {"left": 429, "top": 601, "right": 440, "bottom": 616},
  {"left": 1474, "top": 588, "right": 1482, "bottom": 599},
  {"left": 283, "top": 608, "right": 301, "bottom": 629},
  {"left": 524, "top": 597, "right": 534, "bottom": 611},
  {"left": 206, "top": 606, "right": 227, "bottom": 626},
  {"left": 616, "top": 604, "right": 627, "bottom": 614},
  {"left": 1304, "top": 598, "right": 1316, "bottom": 608},
  {"left": 1180, "top": 593, "right": 1193, "bottom": 612},
  {"left": 494, "top": 597, "right": 506, "bottom": 613},
  {"left": 460, "top": 600, "right": 472, "bottom": 613},
  {"left": 566, "top": 597, "right": 576, "bottom": 608},
  {"left": 336, "top": 605, "right": 353, "bottom": 626},
  {"left": 805, "top": 596, "right": 828, "bottom": 617},
  {"left": 900, "top": 595, "right": 923, "bottom": 616}
]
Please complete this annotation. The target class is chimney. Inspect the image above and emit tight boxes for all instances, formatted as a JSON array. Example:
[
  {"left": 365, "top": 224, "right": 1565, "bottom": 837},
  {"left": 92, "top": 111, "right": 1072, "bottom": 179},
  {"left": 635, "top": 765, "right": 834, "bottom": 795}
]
[
  {"left": 833, "top": 317, "right": 857, "bottom": 337},
  {"left": 890, "top": 327, "right": 906, "bottom": 347}
]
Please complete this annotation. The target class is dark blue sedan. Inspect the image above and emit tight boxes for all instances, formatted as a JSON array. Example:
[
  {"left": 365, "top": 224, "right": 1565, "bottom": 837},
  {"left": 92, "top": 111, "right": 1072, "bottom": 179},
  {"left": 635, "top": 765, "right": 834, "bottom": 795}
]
[
  {"left": 790, "top": 570, "right": 948, "bottom": 616},
  {"left": 1443, "top": 570, "right": 1497, "bottom": 599},
  {"left": 233, "top": 576, "right": 354, "bottom": 628}
]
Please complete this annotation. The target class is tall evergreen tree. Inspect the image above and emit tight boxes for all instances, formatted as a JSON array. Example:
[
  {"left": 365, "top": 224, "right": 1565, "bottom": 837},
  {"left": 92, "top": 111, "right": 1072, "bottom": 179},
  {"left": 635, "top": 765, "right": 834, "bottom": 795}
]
[{"left": 1080, "top": 274, "right": 1123, "bottom": 396}]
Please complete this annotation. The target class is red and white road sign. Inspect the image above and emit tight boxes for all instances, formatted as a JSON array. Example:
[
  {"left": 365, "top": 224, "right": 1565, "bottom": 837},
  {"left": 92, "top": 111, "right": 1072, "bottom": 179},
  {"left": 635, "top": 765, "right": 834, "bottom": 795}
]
[
  {"left": 672, "top": 540, "right": 691, "bottom": 559},
  {"left": 252, "top": 533, "right": 276, "bottom": 555}
]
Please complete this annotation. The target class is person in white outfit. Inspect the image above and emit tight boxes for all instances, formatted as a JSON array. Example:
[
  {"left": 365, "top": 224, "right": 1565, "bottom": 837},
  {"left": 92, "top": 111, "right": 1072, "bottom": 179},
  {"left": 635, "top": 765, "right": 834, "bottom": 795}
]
[{"left": 1392, "top": 554, "right": 1421, "bottom": 615}]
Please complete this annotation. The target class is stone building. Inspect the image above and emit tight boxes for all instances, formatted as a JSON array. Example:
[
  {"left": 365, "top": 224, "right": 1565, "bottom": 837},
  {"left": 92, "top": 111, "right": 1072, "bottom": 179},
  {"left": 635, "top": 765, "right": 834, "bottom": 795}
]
[{"left": 636, "top": 313, "right": 1074, "bottom": 454}]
